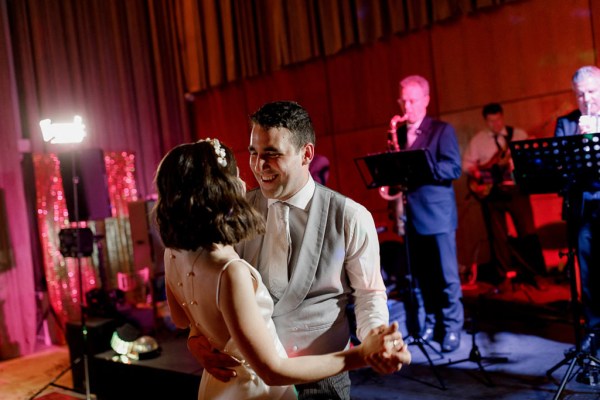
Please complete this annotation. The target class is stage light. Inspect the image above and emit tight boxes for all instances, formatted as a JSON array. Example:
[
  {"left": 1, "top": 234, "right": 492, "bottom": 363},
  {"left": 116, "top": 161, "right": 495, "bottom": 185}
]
[{"left": 39, "top": 115, "right": 86, "bottom": 144}]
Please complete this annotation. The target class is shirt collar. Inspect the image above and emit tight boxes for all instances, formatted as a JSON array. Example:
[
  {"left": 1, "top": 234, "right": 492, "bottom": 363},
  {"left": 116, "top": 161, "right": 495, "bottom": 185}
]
[
  {"left": 408, "top": 118, "right": 424, "bottom": 131},
  {"left": 267, "top": 175, "right": 315, "bottom": 211},
  {"left": 488, "top": 127, "right": 507, "bottom": 137}
]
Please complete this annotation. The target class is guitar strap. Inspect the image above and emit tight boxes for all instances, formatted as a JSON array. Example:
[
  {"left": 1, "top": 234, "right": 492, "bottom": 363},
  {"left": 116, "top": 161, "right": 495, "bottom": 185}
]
[
  {"left": 494, "top": 126, "right": 514, "bottom": 151},
  {"left": 491, "top": 126, "right": 514, "bottom": 185},
  {"left": 506, "top": 125, "right": 514, "bottom": 145}
]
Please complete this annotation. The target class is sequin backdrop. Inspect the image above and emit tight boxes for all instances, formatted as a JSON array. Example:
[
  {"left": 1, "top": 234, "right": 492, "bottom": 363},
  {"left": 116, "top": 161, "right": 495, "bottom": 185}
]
[{"left": 33, "top": 151, "right": 138, "bottom": 327}]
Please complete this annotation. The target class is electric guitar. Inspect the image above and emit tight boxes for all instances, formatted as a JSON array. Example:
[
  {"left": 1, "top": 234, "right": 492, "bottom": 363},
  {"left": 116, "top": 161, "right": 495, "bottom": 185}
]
[{"left": 467, "top": 149, "right": 512, "bottom": 200}]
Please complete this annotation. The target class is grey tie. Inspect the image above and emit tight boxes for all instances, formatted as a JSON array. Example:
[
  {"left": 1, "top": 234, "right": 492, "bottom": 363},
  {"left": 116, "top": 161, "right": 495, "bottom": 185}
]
[{"left": 261, "top": 201, "right": 291, "bottom": 299}]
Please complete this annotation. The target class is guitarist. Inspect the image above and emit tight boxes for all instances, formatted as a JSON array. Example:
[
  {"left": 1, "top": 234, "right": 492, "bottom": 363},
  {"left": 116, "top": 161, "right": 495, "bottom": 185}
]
[{"left": 462, "top": 103, "right": 545, "bottom": 288}]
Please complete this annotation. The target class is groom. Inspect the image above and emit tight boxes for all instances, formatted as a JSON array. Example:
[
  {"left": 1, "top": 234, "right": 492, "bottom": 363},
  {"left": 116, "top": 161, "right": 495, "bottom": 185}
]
[{"left": 189, "top": 101, "right": 406, "bottom": 399}]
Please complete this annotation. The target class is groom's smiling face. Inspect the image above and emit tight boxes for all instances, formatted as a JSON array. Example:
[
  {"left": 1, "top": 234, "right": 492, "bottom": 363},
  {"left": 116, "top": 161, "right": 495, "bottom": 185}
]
[{"left": 248, "top": 125, "right": 312, "bottom": 201}]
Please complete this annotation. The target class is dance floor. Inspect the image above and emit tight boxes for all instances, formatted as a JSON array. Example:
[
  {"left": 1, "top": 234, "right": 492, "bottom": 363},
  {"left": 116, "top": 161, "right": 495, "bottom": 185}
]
[{"left": 2, "top": 275, "right": 599, "bottom": 400}]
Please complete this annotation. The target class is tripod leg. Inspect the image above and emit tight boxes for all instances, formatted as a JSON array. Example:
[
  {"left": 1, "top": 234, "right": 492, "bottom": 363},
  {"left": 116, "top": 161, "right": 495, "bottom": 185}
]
[
  {"left": 552, "top": 355, "right": 579, "bottom": 400},
  {"left": 466, "top": 343, "right": 496, "bottom": 387},
  {"left": 420, "top": 337, "right": 444, "bottom": 358},
  {"left": 27, "top": 358, "right": 78, "bottom": 400},
  {"left": 546, "top": 352, "right": 574, "bottom": 378},
  {"left": 411, "top": 340, "right": 447, "bottom": 390},
  {"left": 473, "top": 358, "right": 495, "bottom": 387}
]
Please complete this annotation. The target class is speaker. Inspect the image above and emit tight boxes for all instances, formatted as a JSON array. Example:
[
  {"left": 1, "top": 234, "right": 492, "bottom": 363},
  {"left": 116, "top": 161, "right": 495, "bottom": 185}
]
[
  {"left": 127, "top": 200, "right": 154, "bottom": 271},
  {"left": 128, "top": 200, "right": 166, "bottom": 302},
  {"left": 58, "top": 228, "right": 94, "bottom": 257},
  {"left": 128, "top": 200, "right": 164, "bottom": 275},
  {"left": 66, "top": 317, "right": 116, "bottom": 393},
  {"left": 58, "top": 148, "right": 112, "bottom": 221}
]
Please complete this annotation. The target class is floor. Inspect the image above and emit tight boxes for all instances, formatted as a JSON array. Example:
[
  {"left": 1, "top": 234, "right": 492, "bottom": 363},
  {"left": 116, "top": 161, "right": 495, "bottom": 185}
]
[{"left": 2, "top": 275, "right": 600, "bottom": 400}]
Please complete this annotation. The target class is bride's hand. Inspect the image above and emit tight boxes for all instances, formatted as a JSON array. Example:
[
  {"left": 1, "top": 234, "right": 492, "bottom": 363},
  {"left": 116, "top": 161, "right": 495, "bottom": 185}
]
[{"left": 360, "top": 322, "right": 411, "bottom": 374}]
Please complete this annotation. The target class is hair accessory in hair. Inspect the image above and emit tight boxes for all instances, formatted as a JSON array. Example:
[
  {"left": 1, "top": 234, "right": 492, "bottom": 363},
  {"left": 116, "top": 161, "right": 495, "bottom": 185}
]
[{"left": 199, "top": 138, "right": 227, "bottom": 167}]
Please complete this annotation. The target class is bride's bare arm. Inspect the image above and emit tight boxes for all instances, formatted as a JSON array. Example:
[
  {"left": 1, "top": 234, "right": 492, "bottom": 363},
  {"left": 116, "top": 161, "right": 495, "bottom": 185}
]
[{"left": 219, "top": 261, "right": 409, "bottom": 386}]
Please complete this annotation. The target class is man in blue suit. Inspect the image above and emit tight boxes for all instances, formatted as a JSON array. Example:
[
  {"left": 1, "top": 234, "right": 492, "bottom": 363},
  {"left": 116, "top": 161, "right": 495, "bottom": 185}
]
[
  {"left": 555, "top": 65, "right": 600, "bottom": 355},
  {"left": 395, "top": 75, "right": 464, "bottom": 352}
]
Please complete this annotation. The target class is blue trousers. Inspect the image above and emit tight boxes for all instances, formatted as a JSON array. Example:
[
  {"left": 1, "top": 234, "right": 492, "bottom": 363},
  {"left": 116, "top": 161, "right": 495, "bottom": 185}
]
[
  {"left": 578, "top": 200, "right": 600, "bottom": 331},
  {"left": 408, "top": 227, "right": 464, "bottom": 334}
]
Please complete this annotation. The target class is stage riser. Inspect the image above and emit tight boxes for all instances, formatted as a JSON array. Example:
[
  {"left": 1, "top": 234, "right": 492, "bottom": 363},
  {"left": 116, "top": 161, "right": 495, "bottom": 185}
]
[
  {"left": 92, "top": 358, "right": 200, "bottom": 399},
  {"left": 92, "top": 336, "right": 202, "bottom": 399}
]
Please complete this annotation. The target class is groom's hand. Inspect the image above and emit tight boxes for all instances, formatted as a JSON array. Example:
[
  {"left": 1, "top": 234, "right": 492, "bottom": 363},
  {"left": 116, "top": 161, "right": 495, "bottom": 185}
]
[
  {"left": 364, "top": 323, "right": 411, "bottom": 374},
  {"left": 188, "top": 335, "right": 240, "bottom": 382}
]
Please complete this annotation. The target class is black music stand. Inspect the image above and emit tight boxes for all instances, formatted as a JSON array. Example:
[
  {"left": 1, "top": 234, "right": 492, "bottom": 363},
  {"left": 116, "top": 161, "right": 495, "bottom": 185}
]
[
  {"left": 510, "top": 133, "right": 600, "bottom": 400},
  {"left": 356, "top": 149, "right": 447, "bottom": 390}
]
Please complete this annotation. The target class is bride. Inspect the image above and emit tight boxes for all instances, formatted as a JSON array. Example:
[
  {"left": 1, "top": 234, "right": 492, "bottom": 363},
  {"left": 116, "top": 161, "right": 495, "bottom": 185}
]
[{"left": 153, "top": 139, "right": 411, "bottom": 399}]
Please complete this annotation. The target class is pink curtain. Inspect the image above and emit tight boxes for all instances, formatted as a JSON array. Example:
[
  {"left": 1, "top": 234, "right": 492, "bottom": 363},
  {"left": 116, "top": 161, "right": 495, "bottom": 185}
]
[{"left": 0, "top": 0, "right": 37, "bottom": 359}]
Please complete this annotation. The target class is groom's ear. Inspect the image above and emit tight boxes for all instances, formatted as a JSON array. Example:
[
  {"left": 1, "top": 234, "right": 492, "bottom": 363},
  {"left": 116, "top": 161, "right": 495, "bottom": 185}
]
[{"left": 301, "top": 143, "right": 314, "bottom": 166}]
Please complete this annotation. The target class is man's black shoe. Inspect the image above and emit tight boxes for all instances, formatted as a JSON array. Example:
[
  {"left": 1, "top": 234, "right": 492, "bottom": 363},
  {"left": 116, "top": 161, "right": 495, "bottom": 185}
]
[
  {"left": 421, "top": 326, "right": 435, "bottom": 342},
  {"left": 441, "top": 331, "right": 461, "bottom": 353},
  {"left": 580, "top": 333, "right": 597, "bottom": 355}
]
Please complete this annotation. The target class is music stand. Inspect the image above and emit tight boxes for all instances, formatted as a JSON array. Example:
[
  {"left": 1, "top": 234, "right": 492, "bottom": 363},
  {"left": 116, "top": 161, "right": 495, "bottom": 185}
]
[
  {"left": 356, "top": 149, "right": 447, "bottom": 390},
  {"left": 510, "top": 133, "right": 600, "bottom": 400}
]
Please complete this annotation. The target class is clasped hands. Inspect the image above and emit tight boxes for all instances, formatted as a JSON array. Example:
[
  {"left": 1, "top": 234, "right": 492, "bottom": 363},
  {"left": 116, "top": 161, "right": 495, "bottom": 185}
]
[
  {"left": 362, "top": 321, "right": 411, "bottom": 374},
  {"left": 187, "top": 322, "right": 411, "bottom": 383}
]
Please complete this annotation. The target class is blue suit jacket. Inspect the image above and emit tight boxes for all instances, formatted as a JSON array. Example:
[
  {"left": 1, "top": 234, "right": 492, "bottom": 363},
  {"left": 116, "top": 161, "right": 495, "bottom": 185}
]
[
  {"left": 555, "top": 109, "right": 581, "bottom": 137},
  {"left": 397, "top": 115, "right": 462, "bottom": 235}
]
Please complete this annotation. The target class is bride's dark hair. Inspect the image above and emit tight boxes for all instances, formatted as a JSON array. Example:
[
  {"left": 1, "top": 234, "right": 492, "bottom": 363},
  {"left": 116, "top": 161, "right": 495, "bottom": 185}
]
[{"left": 154, "top": 140, "right": 265, "bottom": 251}]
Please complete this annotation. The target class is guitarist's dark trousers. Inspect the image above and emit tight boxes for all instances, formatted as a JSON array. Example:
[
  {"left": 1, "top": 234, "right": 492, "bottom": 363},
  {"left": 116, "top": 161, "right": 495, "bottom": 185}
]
[{"left": 480, "top": 185, "right": 546, "bottom": 283}]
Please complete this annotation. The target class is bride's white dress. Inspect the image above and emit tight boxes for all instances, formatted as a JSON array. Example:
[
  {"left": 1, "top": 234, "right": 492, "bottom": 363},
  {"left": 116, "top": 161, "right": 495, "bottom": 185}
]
[{"left": 167, "top": 256, "right": 297, "bottom": 400}]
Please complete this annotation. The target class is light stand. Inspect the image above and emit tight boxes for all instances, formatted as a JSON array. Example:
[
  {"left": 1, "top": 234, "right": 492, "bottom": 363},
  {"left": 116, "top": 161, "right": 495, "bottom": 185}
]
[
  {"left": 38, "top": 116, "right": 93, "bottom": 400},
  {"left": 70, "top": 152, "right": 91, "bottom": 399}
]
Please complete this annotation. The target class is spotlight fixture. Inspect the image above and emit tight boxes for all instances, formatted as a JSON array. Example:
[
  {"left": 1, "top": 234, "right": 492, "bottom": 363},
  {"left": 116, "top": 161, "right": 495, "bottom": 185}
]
[{"left": 39, "top": 115, "right": 86, "bottom": 144}]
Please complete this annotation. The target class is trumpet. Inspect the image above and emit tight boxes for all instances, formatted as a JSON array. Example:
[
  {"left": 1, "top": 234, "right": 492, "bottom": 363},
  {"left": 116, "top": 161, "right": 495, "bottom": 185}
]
[{"left": 379, "top": 115, "right": 407, "bottom": 236}]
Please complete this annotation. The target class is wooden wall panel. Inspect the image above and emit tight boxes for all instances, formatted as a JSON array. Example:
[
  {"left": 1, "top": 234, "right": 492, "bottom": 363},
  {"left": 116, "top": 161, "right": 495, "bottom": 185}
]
[
  {"left": 332, "top": 127, "right": 390, "bottom": 225},
  {"left": 312, "top": 134, "right": 337, "bottom": 188},
  {"left": 242, "top": 61, "right": 331, "bottom": 139},
  {"left": 432, "top": 0, "right": 594, "bottom": 114},
  {"left": 191, "top": 82, "right": 248, "bottom": 151},
  {"left": 592, "top": 0, "right": 600, "bottom": 60}
]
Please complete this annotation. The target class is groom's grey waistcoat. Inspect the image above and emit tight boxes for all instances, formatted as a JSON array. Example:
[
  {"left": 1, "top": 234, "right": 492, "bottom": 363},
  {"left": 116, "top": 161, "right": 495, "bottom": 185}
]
[{"left": 238, "top": 184, "right": 351, "bottom": 357}]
